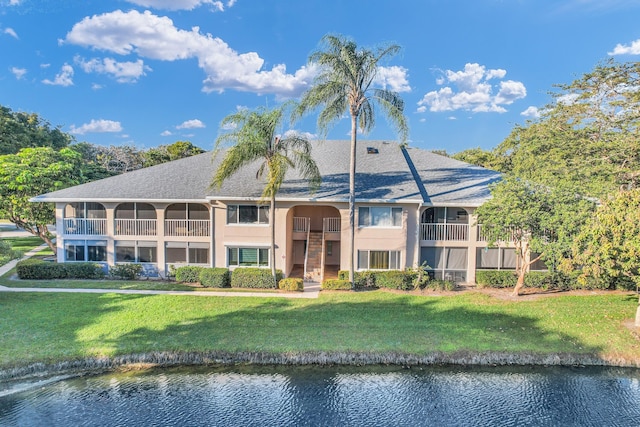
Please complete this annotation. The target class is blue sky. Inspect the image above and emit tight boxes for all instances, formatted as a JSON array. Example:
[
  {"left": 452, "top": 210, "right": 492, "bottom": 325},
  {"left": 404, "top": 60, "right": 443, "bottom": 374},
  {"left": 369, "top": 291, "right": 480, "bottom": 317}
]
[{"left": 1, "top": 0, "right": 640, "bottom": 153}]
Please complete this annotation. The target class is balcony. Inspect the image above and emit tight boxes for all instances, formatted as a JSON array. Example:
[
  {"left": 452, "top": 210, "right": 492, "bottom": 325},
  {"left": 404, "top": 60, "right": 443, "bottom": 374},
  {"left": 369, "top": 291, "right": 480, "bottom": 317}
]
[
  {"left": 420, "top": 223, "right": 469, "bottom": 241},
  {"left": 164, "top": 219, "right": 210, "bottom": 237},
  {"left": 63, "top": 218, "right": 107, "bottom": 236},
  {"left": 115, "top": 219, "right": 157, "bottom": 236}
]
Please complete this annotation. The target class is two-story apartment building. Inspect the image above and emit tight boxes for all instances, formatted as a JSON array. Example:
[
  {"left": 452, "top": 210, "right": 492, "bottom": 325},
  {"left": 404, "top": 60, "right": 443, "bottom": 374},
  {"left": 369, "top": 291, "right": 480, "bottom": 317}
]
[{"left": 33, "top": 140, "right": 534, "bottom": 283}]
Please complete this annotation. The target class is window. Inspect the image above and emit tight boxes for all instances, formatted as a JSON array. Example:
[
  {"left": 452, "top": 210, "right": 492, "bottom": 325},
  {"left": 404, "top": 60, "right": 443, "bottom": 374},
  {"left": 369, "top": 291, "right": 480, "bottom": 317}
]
[
  {"left": 358, "top": 250, "right": 401, "bottom": 270},
  {"left": 421, "top": 207, "right": 468, "bottom": 224},
  {"left": 476, "top": 248, "right": 517, "bottom": 270},
  {"left": 65, "top": 240, "right": 107, "bottom": 262},
  {"left": 227, "top": 247, "right": 269, "bottom": 267},
  {"left": 115, "top": 241, "right": 157, "bottom": 263},
  {"left": 166, "top": 203, "right": 209, "bottom": 220},
  {"left": 115, "top": 203, "right": 157, "bottom": 219},
  {"left": 421, "top": 247, "right": 468, "bottom": 282},
  {"left": 227, "top": 205, "right": 269, "bottom": 225},
  {"left": 358, "top": 207, "right": 402, "bottom": 227},
  {"left": 165, "top": 242, "right": 210, "bottom": 265}
]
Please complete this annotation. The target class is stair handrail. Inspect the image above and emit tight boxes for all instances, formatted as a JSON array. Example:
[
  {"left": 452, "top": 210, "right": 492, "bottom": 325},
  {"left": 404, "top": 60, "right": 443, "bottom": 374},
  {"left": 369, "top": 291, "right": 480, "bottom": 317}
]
[
  {"left": 303, "top": 217, "right": 310, "bottom": 280},
  {"left": 321, "top": 218, "right": 327, "bottom": 283}
]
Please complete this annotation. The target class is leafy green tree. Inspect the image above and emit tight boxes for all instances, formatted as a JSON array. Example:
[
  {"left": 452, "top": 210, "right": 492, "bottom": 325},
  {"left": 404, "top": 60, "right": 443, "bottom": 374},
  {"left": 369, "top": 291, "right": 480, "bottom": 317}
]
[
  {"left": 297, "top": 34, "right": 408, "bottom": 285},
  {"left": 0, "top": 147, "right": 84, "bottom": 254},
  {"left": 94, "top": 144, "right": 144, "bottom": 173},
  {"left": 0, "top": 105, "right": 71, "bottom": 155},
  {"left": 68, "top": 142, "right": 117, "bottom": 181},
  {"left": 452, "top": 147, "right": 505, "bottom": 171},
  {"left": 571, "top": 189, "right": 640, "bottom": 291},
  {"left": 144, "top": 141, "right": 205, "bottom": 167},
  {"left": 212, "top": 105, "right": 321, "bottom": 281},
  {"left": 475, "top": 176, "right": 595, "bottom": 296},
  {"left": 494, "top": 60, "right": 640, "bottom": 197}
]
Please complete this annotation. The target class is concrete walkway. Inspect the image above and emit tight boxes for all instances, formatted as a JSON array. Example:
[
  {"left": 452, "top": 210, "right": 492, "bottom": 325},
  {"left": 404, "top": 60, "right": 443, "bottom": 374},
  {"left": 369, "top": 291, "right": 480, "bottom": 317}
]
[{"left": 0, "top": 227, "right": 320, "bottom": 299}]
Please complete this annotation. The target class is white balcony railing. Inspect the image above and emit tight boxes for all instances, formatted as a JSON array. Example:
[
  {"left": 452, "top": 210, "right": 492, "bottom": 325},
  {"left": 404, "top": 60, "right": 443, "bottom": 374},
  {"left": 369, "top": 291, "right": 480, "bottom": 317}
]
[
  {"left": 476, "top": 225, "right": 517, "bottom": 242},
  {"left": 293, "top": 217, "right": 310, "bottom": 232},
  {"left": 164, "top": 219, "right": 210, "bottom": 237},
  {"left": 115, "top": 219, "right": 157, "bottom": 236},
  {"left": 63, "top": 218, "right": 107, "bottom": 235},
  {"left": 323, "top": 217, "right": 341, "bottom": 233},
  {"left": 420, "top": 223, "right": 469, "bottom": 241}
]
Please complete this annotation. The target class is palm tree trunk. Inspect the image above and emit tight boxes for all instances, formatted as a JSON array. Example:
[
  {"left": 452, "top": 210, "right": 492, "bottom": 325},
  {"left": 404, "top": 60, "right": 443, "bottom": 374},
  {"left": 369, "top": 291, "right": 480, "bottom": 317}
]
[
  {"left": 348, "top": 113, "right": 358, "bottom": 288},
  {"left": 270, "top": 195, "right": 277, "bottom": 285}
]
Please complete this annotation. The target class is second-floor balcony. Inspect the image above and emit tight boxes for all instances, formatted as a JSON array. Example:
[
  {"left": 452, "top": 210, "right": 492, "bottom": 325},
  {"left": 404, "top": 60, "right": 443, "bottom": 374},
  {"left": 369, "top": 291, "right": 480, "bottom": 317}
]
[
  {"left": 115, "top": 219, "right": 157, "bottom": 236},
  {"left": 63, "top": 218, "right": 107, "bottom": 236},
  {"left": 420, "top": 223, "right": 469, "bottom": 241},
  {"left": 165, "top": 219, "right": 210, "bottom": 237}
]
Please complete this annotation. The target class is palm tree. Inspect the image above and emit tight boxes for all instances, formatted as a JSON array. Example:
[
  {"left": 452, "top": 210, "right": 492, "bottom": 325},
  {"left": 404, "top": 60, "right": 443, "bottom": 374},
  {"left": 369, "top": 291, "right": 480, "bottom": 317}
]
[
  {"left": 212, "top": 104, "right": 321, "bottom": 282},
  {"left": 296, "top": 34, "right": 408, "bottom": 285}
]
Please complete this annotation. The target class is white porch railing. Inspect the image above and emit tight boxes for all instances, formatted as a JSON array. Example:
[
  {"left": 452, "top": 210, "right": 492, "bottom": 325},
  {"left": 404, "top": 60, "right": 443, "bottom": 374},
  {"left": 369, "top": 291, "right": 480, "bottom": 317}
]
[
  {"left": 476, "top": 225, "right": 517, "bottom": 242},
  {"left": 63, "top": 218, "right": 107, "bottom": 235},
  {"left": 164, "top": 219, "right": 210, "bottom": 237},
  {"left": 323, "top": 217, "right": 341, "bottom": 233},
  {"left": 420, "top": 223, "right": 469, "bottom": 241},
  {"left": 115, "top": 219, "right": 157, "bottom": 236},
  {"left": 293, "top": 217, "right": 310, "bottom": 232}
]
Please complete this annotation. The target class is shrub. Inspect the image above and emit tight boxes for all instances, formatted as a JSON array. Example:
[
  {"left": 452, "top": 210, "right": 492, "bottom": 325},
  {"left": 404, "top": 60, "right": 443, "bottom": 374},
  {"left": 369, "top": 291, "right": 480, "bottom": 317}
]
[
  {"left": 278, "top": 277, "right": 304, "bottom": 292},
  {"left": 425, "top": 279, "right": 457, "bottom": 291},
  {"left": 175, "top": 266, "right": 204, "bottom": 283},
  {"left": 0, "top": 240, "right": 22, "bottom": 266},
  {"left": 374, "top": 270, "right": 417, "bottom": 291},
  {"left": 110, "top": 263, "right": 143, "bottom": 280},
  {"left": 63, "top": 262, "right": 105, "bottom": 279},
  {"left": 475, "top": 270, "right": 517, "bottom": 288},
  {"left": 199, "top": 268, "right": 230, "bottom": 288},
  {"left": 321, "top": 279, "right": 352, "bottom": 290},
  {"left": 16, "top": 259, "right": 66, "bottom": 279},
  {"left": 230, "top": 268, "right": 283, "bottom": 289},
  {"left": 338, "top": 270, "right": 376, "bottom": 290}
]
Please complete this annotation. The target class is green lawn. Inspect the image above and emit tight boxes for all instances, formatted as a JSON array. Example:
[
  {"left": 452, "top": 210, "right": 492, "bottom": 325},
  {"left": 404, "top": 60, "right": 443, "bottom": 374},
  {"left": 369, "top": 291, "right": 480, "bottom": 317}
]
[{"left": 0, "top": 290, "right": 637, "bottom": 371}]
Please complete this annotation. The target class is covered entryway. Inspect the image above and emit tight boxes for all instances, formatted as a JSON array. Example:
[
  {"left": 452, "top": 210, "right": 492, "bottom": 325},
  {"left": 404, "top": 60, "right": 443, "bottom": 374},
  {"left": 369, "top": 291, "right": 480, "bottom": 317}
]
[{"left": 289, "top": 205, "right": 341, "bottom": 282}]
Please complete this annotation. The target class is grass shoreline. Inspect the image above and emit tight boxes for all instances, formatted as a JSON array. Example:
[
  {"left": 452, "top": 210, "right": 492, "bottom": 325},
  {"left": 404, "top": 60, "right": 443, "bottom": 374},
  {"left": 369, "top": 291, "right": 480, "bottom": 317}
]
[{"left": 3, "top": 348, "right": 639, "bottom": 383}]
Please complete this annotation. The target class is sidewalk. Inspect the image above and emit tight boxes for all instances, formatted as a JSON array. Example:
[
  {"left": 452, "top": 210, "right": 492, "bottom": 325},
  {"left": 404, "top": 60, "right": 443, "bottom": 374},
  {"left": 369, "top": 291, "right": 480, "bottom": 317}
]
[{"left": 0, "top": 236, "right": 320, "bottom": 299}]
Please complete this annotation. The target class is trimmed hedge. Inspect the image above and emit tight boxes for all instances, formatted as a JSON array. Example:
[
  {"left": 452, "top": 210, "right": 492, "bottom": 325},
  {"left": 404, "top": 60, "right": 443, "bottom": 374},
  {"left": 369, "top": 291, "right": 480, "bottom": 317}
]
[
  {"left": 338, "top": 269, "right": 424, "bottom": 291},
  {"left": 321, "top": 279, "right": 352, "bottom": 290},
  {"left": 230, "top": 268, "right": 283, "bottom": 289},
  {"left": 475, "top": 270, "right": 517, "bottom": 288},
  {"left": 425, "top": 279, "right": 457, "bottom": 291},
  {"left": 109, "top": 263, "right": 143, "bottom": 280},
  {"left": 199, "top": 268, "right": 230, "bottom": 288},
  {"left": 278, "top": 277, "right": 304, "bottom": 292},
  {"left": 16, "top": 259, "right": 105, "bottom": 280},
  {"left": 175, "top": 266, "right": 204, "bottom": 283}
]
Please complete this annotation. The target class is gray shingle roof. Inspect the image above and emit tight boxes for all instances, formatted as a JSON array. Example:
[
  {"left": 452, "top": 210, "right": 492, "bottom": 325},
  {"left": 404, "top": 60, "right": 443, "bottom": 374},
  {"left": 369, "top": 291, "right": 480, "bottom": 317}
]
[{"left": 33, "top": 140, "right": 501, "bottom": 206}]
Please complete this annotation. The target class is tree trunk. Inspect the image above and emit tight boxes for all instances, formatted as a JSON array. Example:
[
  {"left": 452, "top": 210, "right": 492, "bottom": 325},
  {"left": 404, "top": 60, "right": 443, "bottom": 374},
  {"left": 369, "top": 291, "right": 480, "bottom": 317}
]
[
  {"left": 11, "top": 219, "right": 57, "bottom": 255},
  {"left": 270, "top": 195, "right": 277, "bottom": 286},
  {"left": 635, "top": 302, "right": 640, "bottom": 328},
  {"left": 348, "top": 113, "right": 358, "bottom": 289},
  {"left": 512, "top": 271, "right": 525, "bottom": 296}
]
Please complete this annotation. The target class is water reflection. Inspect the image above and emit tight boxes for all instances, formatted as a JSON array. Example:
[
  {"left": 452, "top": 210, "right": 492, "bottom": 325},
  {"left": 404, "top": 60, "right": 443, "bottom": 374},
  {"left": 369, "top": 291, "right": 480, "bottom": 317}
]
[{"left": 1, "top": 365, "right": 639, "bottom": 426}]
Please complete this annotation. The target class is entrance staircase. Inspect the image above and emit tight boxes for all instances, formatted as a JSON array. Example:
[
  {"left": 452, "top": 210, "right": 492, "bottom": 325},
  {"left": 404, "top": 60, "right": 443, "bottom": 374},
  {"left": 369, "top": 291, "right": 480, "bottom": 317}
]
[{"left": 304, "top": 232, "right": 323, "bottom": 282}]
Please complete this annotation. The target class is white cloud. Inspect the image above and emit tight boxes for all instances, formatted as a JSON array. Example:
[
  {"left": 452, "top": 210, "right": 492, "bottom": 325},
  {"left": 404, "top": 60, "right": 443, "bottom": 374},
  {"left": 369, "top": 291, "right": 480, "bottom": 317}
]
[
  {"left": 609, "top": 39, "right": 640, "bottom": 55},
  {"left": 125, "top": 0, "right": 229, "bottom": 11},
  {"left": 3, "top": 27, "right": 18, "bottom": 39},
  {"left": 374, "top": 66, "right": 411, "bottom": 93},
  {"left": 8, "top": 0, "right": 22, "bottom": 5},
  {"left": 42, "top": 63, "right": 74, "bottom": 86},
  {"left": 75, "top": 56, "right": 151, "bottom": 83},
  {"left": 64, "top": 10, "right": 311, "bottom": 97},
  {"left": 417, "top": 63, "right": 526, "bottom": 113},
  {"left": 69, "top": 119, "right": 123, "bottom": 135},
  {"left": 521, "top": 106, "right": 541, "bottom": 118},
  {"left": 177, "top": 119, "right": 205, "bottom": 129},
  {"left": 221, "top": 122, "right": 237, "bottom": 130},
  {"left": 283, "top": 129, "right": 317, "bottom": 140},
  {"left": 91, "top": 83, "right": 103, "bottom": 90},
  {"left": 10, "top": 67, "right": 27, "bottom": 79},
  {"left": 161, "top": 130, "right": 173, "bottom": 136}
]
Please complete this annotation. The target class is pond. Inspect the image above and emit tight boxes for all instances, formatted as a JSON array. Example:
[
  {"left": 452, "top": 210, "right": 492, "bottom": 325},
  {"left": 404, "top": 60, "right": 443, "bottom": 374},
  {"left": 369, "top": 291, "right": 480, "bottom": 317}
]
[{"left": 1, "top": 365, "right": 639, "bottom": 426}]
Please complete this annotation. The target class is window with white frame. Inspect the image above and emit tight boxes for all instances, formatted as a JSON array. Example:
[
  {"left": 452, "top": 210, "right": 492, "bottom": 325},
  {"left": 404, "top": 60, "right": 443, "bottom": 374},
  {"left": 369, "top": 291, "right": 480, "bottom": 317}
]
[
  {"left": 358, "top": 206, "right": 402, "bottom": 227},
  {"left": 357, "top": 250, "right": 401, "bottom": 270},
  {"left": 115, "top": 241, "right": 157, "bottom": 263},
  {"left": 165, "top": 242, "right": 210, "bottom": 264},
  {"left": 227, "top": 205, "right": 269, "bottom": 225},
  {"left": 227, "top": 247, "right": 269, "bottom": 267},
  {"left": 64, "top": 240, "right": 107, "bottom": 262}
]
